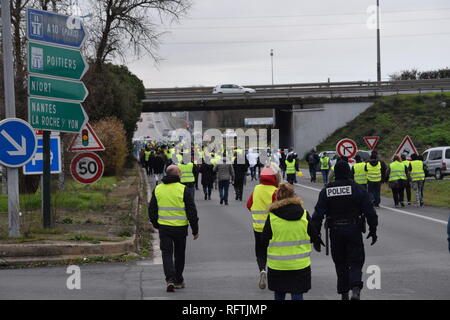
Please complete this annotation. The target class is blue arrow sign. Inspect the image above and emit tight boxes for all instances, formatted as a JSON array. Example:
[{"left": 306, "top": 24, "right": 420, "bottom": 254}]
[
  {"left": 26, "top": 8, "right": 87, "bottom": 49},
  {"left": 23, "top": 136, "right": 61, "bottom": 175},
  {"left": 0, "top": 118, "right": 38, "bottom": 168}
]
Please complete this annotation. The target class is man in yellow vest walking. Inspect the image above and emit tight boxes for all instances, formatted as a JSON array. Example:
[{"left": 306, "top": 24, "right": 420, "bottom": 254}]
[
  {"left": 247, "top": 163, "right": 281, "bottom": 289},
  {"left": 351, "top": 155, "right": 368, "bottom": 190},
  {"left": 320, "top": 152, "right": 331, "bottom": 185},
  {"left": 408, "top": 153, "right": 426, "bottom": 207},
  {"left": 387, "top": 155, "right": 409, "bottom": 208},
  {"left": 148, "top": 165, "right": 199, "bottom": 292}
]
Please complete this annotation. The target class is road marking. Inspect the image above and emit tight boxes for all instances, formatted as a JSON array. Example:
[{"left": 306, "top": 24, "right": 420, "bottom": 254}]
[{"left": 295, "top": 183, "right": 447, "bottom": 225}]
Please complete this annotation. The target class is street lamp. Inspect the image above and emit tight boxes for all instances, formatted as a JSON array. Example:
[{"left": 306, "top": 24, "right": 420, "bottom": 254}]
[
  {"left": 377, "top": 0, "right": 381, "bottom": 83},
  {"left": 270, "top": 49, "right": 274, "bottom": 85}
]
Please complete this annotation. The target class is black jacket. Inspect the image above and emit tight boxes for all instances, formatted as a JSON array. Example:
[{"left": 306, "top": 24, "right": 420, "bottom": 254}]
[
  {"left": 312, "top": 179, "right": 378, "bottom": 234},
  {"left": 152, "top": 154, "right": 166, "bottom": 174},
  {"left": 148, "top": 175, "right": 199, "bottom": 237},
  {"left": 262, "top": 197, "right": 319, "bottom": 294},
  {"left": 199, "top": 163, "right": 215, "bottom": 186},
  {"left": 233, "top": 157, "right": 249, "bottom": 182}
]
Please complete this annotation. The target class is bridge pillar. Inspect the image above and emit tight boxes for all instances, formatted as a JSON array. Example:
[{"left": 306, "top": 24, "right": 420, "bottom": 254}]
[{"left": 274, "top": 107, "right": 293, "bottom": 150}]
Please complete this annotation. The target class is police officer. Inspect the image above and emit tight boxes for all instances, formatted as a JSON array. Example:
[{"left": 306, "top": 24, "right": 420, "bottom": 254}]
[
  {"left": 312, "top": 161, "right": 378, "bottom": 300},
  {"left": 148, "top": 165, "right": 199, "bottom": 292}
]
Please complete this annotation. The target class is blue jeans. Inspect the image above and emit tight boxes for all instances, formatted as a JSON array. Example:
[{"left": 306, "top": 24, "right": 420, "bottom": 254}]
[
  {"left": 218, "top": 180, "right": 230, "bottom": 203},
  {"left": 274, "top": 292, "right": 304, "bottom": 300},
  {"left": 321, "top": 170, "right": 329, "bottom": 184},
  {"left": 368, "top": 181, "right": 381, "bottom": 206}
]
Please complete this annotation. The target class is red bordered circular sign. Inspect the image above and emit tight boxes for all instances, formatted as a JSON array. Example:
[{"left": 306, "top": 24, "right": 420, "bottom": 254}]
[
  {"left": 336, "top": 138, "right": 358, "bottom": 159},
  {"left": 71, "top": 152, "right": 104, "bottom": 185}
]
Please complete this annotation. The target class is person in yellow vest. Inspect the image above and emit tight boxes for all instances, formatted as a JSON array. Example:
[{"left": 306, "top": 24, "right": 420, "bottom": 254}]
[
  {"left": 247, "top": 163, "right": 281, "bottom": 289},
  {"left": 178, "top": 149, "right": 197, "bottom": 199},
  {"left": 144, "top": 147, "right": 152, "bottom": 176},
  {"left": 351, "top": 155, "right": 368, "bottom": 190},
  {"left": 285, "top": 154, "right": 298, "bottom": 185},
  {"left": 364, "top": 152, "right": 387, "bottom": 208},
  {"left": 148, "top": 165, "right": 199, "bottom": 292},
  {"left": 387, "top": 155, "right": 409, "bottom": 208},
  {"left": 262, "top": 183, "right": 321, "bottom": 300},
  {"left": 408, "top": 153, "right": 426, "bottom": 207},
  {"left": 401, "top": 154, "right": 412, "bottom": 205},
  {"left": 320, "top": 152, "right": 331, "bottom": 185}
]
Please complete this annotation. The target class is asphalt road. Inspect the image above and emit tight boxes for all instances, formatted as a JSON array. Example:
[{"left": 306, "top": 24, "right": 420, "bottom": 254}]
[{"left": 0, "top": 173, "right": 449, "bottom": 300}]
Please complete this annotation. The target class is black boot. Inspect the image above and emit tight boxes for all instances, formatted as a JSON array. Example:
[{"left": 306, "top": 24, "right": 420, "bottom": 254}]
[
  {"left": 204, "top": 193, "right": 207, "bottom": 200},
  {"left": 341, "top": 292, "right": 349, "bottom": 300},
  {"left": 351, "top": 287, "right": 361, "bottom": 300}
]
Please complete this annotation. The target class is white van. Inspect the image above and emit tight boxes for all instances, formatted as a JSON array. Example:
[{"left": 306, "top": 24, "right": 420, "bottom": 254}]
[{"left": 422, "top": 146, "right": 450, "bottom": 180}]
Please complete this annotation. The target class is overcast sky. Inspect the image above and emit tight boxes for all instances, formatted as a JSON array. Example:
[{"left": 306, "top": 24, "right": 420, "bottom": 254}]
[{"left": 124, "top": 0, "right": 450, "bottom": 88}]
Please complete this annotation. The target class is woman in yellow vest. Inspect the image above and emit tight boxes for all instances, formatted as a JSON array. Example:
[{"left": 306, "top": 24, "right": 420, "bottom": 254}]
[
  {"left": 387, "top": 155, "right": 408, "bottom": 208},
  {"left": 262, "top": 183, "right": 320, "bottom": 300}
]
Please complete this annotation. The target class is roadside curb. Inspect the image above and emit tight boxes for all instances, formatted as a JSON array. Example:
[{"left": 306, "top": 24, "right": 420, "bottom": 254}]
[{"left": 0, "top": 168, "right": 144, "bottom": 267}]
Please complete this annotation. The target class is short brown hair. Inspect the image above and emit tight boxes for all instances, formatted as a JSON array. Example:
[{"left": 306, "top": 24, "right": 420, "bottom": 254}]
[{"left": 276, "top": 183, "right": 296, "bottom": 200}]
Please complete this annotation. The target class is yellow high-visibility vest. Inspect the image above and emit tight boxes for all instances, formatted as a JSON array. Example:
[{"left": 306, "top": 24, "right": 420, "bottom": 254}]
[
  {"left": 353, "top": 162, "right": 367, "bottom": 184},
  {"left": 250, "top": 184, "right": 277, "bottom": 232},
  {"left": 366, "top": 162, "right": 382, "bottom": 182},
  {"left": 155, "top": 183, "right": 188, "bottom": 227},
  {"left": 144, "top": 151, "right": 151, "bottom": 161},
  {"left": 285, "top": 160, "right": 296, "bottom": 174},
  {"left": 410, "top": 160, "right": 425, "bottom": 181},
  {"left": 320, "top": 157, "right": 330, "bottom": 170},
  {"left": 389, "top": 161, "right": 407, "bottom": 181},
  {"left": 178, "top": 163, "right": 195, "bottom": 183},
  {"left": 267, "top": 210, "right": 311, "bottom": 271}
]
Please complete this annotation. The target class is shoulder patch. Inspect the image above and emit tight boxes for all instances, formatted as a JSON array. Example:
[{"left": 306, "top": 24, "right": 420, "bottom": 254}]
[{"left": 326, "top": 186, "right": 352, "bottom": 197}]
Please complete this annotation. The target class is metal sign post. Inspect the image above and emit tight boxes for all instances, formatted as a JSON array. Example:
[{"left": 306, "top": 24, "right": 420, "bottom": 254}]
[{"left": 1, "top": 0, "right": 20, "bottom": 237}]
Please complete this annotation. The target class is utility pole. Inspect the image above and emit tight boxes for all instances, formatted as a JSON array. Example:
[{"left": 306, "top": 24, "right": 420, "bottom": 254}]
[
  {"left": 1, "top": 0, "right": 21, "bottom": 237},
  {"left": 377, "top": 0, "right": 381, "bottom": 83},
  {"left": 270, "top": 49, "right": 275, "bottom": 128}
]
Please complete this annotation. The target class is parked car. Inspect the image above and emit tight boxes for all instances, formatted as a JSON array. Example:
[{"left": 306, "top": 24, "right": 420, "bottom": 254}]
[
  {"left": 212, "top": 84, "right": 256, "bottom": 94},
  {"left": 422, "top": 146, "right": 450, "bottom": 180}
]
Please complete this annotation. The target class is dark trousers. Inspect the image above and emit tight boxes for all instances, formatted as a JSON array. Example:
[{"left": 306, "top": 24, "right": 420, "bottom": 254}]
[
  {"left": 309, "top": 165, "right": 317, "bottom": 182},
  {"left": 194, "top": 171, "right": 199, "bottom": 190},
  {"left": 330, "top": 224, "right": 365, "bottom": 294},
  {"left": 404, "top": 181, "right": 411, "bottom": 203},
  {"left": 250, "top": 166, "right": 257, "bottom": 180},
  {"left": 367, "top": 181, "right": 381, "bottom": 206},
  {"left": 391, "top": 185, "right": 405, "bottom": 205},
  {"left": 159, "top": 231, "right": 187, "bottom": 284},
  {"left": 286, "top": 173, "right": 296, "bottom": 185},
  {"left": 202, "top": 183, "right": 213, "bottom": 198},
  {"left": 218, "top": 180, "right": 230, "bottom": 203},
  {"left": 321, "top": 170, "right": 330, "bottom": 184},
  {"left": 254, "top": 231, "right": 267, "bottom": 271},
  {"left": 234, "top": 178, "right": 245, "bottom": 200}
]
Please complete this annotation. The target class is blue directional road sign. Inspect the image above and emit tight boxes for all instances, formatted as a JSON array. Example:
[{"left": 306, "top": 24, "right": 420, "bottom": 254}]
[
  {"left": 27, "top": 8, "right": 87, "bottom": 49},
  {"left": 24, "top": 136, "right": 61, "bottom": 175},
  {"left": 0, "top": 118, "right": 38, "bottom": 168}
]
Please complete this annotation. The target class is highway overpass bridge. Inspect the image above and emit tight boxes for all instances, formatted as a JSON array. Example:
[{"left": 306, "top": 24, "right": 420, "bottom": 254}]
[
  {"left": 142, "top": 79, "right": 450, "bottom": 150},
  {"left": 142, "top": 79, "right": 450, "bottom": 112}
]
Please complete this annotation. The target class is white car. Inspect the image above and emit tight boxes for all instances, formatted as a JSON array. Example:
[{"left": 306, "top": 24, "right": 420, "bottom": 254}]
[{"left": 212, "top": 84, "right": 256, "bottom": 94}]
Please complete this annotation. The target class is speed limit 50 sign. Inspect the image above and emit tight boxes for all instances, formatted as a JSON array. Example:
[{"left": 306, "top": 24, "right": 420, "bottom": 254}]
[{"left": 71, "top": 152, "right": 104, "bottom": 184}]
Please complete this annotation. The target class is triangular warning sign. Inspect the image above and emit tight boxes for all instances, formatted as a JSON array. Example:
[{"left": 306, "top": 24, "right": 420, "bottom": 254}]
[
  {"left": 364, "top": 136, "right": 380, "bottom": 150},
  {"left": 68, "top": 123, "right": 105, "bottom": 152},
  {"left": 394, "top": 135, "right": 418, "bottom": 160}
]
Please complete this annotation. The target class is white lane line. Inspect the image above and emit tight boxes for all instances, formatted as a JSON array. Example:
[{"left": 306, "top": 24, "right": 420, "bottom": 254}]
[
  {"left": 379, "top": 205, "right": 447, "bottom": 225},
  {"left": 294, "top": 183, "right": 447, "bottom": 225}
]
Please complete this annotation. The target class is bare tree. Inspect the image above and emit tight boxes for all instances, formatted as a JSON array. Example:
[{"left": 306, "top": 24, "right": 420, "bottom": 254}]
[{"left": 86, "top": 0, "right": 191, "bottom": 69}]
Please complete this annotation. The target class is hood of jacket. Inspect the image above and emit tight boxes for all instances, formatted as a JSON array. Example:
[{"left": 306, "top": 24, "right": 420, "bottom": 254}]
[
  {"left": 260, "top": 174, "right": 278, "bottom": 187},
  {"left": 161, "top": 175, "right": 181, "bottom": 184},
  {"left": 368, "top": 159, "right": 379, "bottom": 166},
  {"left": 268, "top": 197, "right": 305, "bottom": 221}
]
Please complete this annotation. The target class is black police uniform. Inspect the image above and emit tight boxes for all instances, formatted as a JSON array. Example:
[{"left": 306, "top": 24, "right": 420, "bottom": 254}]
[{"left": 312, "top": 161, "right": 378, "bottom": 299}]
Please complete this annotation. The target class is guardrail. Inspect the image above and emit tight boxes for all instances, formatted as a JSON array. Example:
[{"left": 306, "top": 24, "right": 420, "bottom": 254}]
[
  {"left": 143, "top": 79, "right": 450, "bottom": 103},
  {"left": 145, "top": 79, "right": 450, "bottom": 96}
]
